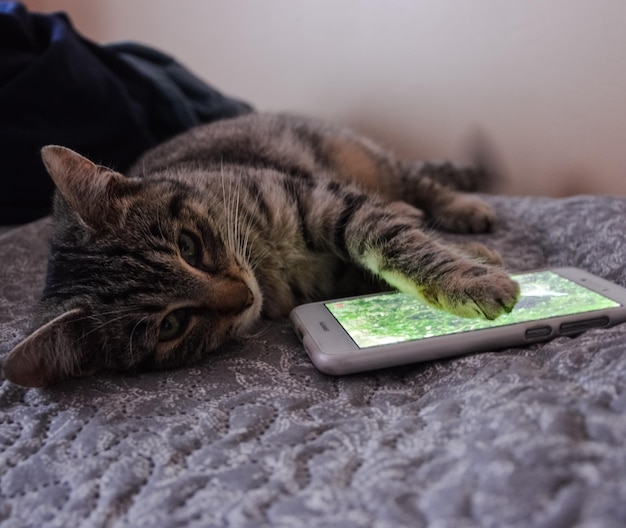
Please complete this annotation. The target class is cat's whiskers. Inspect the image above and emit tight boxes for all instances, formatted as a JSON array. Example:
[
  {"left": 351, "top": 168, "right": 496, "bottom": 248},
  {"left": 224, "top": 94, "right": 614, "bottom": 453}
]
[
  {"left": 220, "top": 163, "right": 237, "bottom": 256},
  {"left": 245, "top": 230, "right": 270, "bottom": 271},
  {"left": 78, "top": 305, "right": 145, "bottom": 323},
  {"left": 221, "top": 167, "right": 256, "bottom": 268},
  {"left": 129, "top": 315, "right": 150, "bottom": 358},
  {"left": 247, "top": 240, "right": 268, "bottom": 271},
  {"left": 234, "top": 173, "right": 258, "bottom": 267},
  {"left": 242, "top": 218, "right": 253, "bottom": 264},
  {"left": 235, "top": 188, "right": 251, "bottom": 260},
  {"left": 231, "top": 166, "right": 240, "bottom": 254},
  {"left": 239, "top": 210, "right": 258, "bottom": 272},
  {"left": 79, "top": 306, "right": 149, "bottom": 340}
]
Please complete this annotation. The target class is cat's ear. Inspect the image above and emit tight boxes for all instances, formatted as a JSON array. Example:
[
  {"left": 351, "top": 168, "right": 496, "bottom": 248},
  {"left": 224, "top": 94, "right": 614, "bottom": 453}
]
[
  {"left": 41, "top": 145, "right": 137, "bottom": 230},
  {"left": 2, "top": 309, "right": 96, "bottom": 387}
]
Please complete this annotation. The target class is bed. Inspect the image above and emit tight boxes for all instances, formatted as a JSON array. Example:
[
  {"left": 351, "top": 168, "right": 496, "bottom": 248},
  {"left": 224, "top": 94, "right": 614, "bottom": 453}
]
[{"left": 2, "top": 193, "right": 626, "bottom": 527}]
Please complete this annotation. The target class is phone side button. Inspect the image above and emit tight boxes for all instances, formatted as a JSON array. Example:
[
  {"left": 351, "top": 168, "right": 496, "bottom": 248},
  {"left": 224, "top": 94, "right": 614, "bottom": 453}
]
[
  {"left": 559, "top": 316, "right": 610, "bottom": 335},
  {"left": 525, "top": 326, "right": 552, "bottom": 339}
]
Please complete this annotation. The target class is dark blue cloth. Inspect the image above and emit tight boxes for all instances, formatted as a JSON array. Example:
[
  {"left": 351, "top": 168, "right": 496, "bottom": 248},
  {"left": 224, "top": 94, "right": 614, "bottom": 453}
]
[{"left": 0, "top": 2, "right": 252, "bottom": 223}]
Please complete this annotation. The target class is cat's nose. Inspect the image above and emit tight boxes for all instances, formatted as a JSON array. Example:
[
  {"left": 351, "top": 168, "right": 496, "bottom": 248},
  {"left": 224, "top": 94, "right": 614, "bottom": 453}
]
[{"left": 211, "top": 278, "right": 254, "bottom": 315}]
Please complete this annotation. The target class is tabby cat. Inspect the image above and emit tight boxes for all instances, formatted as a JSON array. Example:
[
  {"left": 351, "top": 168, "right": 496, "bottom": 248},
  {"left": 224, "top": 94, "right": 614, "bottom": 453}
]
[{"left": 2, "top": 113, "right": 519, "bottom": 387}]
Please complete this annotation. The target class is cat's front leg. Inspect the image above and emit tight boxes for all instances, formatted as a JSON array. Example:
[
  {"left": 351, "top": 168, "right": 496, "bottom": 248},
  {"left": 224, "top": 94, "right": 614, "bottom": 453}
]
[{"left": 343, "top": 200, "right": 520, "bottom": 319}]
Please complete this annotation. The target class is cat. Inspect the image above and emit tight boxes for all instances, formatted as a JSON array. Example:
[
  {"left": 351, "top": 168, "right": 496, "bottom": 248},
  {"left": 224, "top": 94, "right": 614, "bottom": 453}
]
[{"left": 2, "top": 113, "right": 519, "bottom": 387}]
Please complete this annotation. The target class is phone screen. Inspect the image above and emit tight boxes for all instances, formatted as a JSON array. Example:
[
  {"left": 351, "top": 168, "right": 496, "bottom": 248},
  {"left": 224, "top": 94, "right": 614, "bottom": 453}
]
[{"left": 325, "top": 271, "right": 621, "bottom": 348}]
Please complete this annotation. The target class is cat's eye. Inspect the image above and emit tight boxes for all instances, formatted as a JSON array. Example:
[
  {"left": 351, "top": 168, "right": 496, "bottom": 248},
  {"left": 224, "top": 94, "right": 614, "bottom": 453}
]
[
  {"left": 159, "top": 309, "right": 190, "bottom": 341},
  {"left": 178, "top": 231, "right": 200, "bottom": 267}
]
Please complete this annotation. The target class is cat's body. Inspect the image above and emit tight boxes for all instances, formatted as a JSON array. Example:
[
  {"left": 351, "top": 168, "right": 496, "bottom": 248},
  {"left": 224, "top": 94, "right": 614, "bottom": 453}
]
[{"left": 3, "top": 113, "right": 519, "bottom": 387}]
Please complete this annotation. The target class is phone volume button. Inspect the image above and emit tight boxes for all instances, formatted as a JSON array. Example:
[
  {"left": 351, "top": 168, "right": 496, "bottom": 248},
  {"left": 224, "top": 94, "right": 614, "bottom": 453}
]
[
  {"left": 559, "top": 316, "right": 609, "bottom": 335},
  {"left": 525, "top": 326, "right": 552, "bottom": 339}
]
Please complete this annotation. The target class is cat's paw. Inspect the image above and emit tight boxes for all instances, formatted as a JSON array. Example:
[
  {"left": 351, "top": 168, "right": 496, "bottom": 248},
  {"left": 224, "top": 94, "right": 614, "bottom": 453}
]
[
  {"left": 424, "top": 266, "right": 520, "bottom": 320},
  {"left": 432, "top": 195, "right": 496, "bottom": 233}
]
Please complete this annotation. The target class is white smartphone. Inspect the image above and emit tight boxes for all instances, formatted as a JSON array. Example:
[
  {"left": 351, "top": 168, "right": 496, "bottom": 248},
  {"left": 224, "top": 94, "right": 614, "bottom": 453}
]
[{"left": 290, "top": 267, "right": 626, "bottom": 375}]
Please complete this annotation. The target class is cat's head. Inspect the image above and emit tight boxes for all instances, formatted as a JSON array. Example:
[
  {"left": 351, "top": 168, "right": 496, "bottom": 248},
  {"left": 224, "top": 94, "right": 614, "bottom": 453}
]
[{"left": 2, "top": 146, "right": 262, "bottom": 387}]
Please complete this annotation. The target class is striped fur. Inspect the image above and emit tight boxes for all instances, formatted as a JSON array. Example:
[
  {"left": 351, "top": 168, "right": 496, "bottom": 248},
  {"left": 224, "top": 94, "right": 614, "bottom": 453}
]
[{"left": 3, "top": 113, "right": 519, "bottom": 386}]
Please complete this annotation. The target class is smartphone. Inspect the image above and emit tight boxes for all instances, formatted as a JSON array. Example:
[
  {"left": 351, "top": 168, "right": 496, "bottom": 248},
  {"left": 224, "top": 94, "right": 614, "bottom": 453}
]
[{"left": 289, "top": 267, "right": 626, "bottom": 375}]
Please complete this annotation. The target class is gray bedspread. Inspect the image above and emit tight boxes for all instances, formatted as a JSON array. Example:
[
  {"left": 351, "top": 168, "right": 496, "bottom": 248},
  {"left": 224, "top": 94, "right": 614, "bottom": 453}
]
[{"left": 1, "top": 195, "right": 626, "bottom": 528}]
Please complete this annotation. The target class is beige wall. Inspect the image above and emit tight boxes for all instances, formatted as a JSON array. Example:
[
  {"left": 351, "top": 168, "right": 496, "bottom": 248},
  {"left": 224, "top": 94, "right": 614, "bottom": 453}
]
[{"left": 26, "top": 0, "right": 626, "bottom": 196}]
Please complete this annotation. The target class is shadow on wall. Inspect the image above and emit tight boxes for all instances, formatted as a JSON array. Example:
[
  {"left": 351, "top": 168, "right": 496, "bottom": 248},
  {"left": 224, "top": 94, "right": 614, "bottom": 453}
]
[{"left": 345, "top": 112, "right": 516, "bottom": 195}]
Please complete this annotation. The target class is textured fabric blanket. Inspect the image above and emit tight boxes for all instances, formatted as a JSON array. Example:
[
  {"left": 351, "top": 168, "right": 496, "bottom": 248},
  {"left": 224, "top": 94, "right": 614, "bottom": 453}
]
[{"left": 1, "top": 195, "right": 626, "bottom": 527}]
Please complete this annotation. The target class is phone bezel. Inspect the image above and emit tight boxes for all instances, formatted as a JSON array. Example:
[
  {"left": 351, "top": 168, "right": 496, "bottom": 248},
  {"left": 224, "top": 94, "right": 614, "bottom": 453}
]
[{"left": 289, "top": 267, "right": 626, "bottom": 375}]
